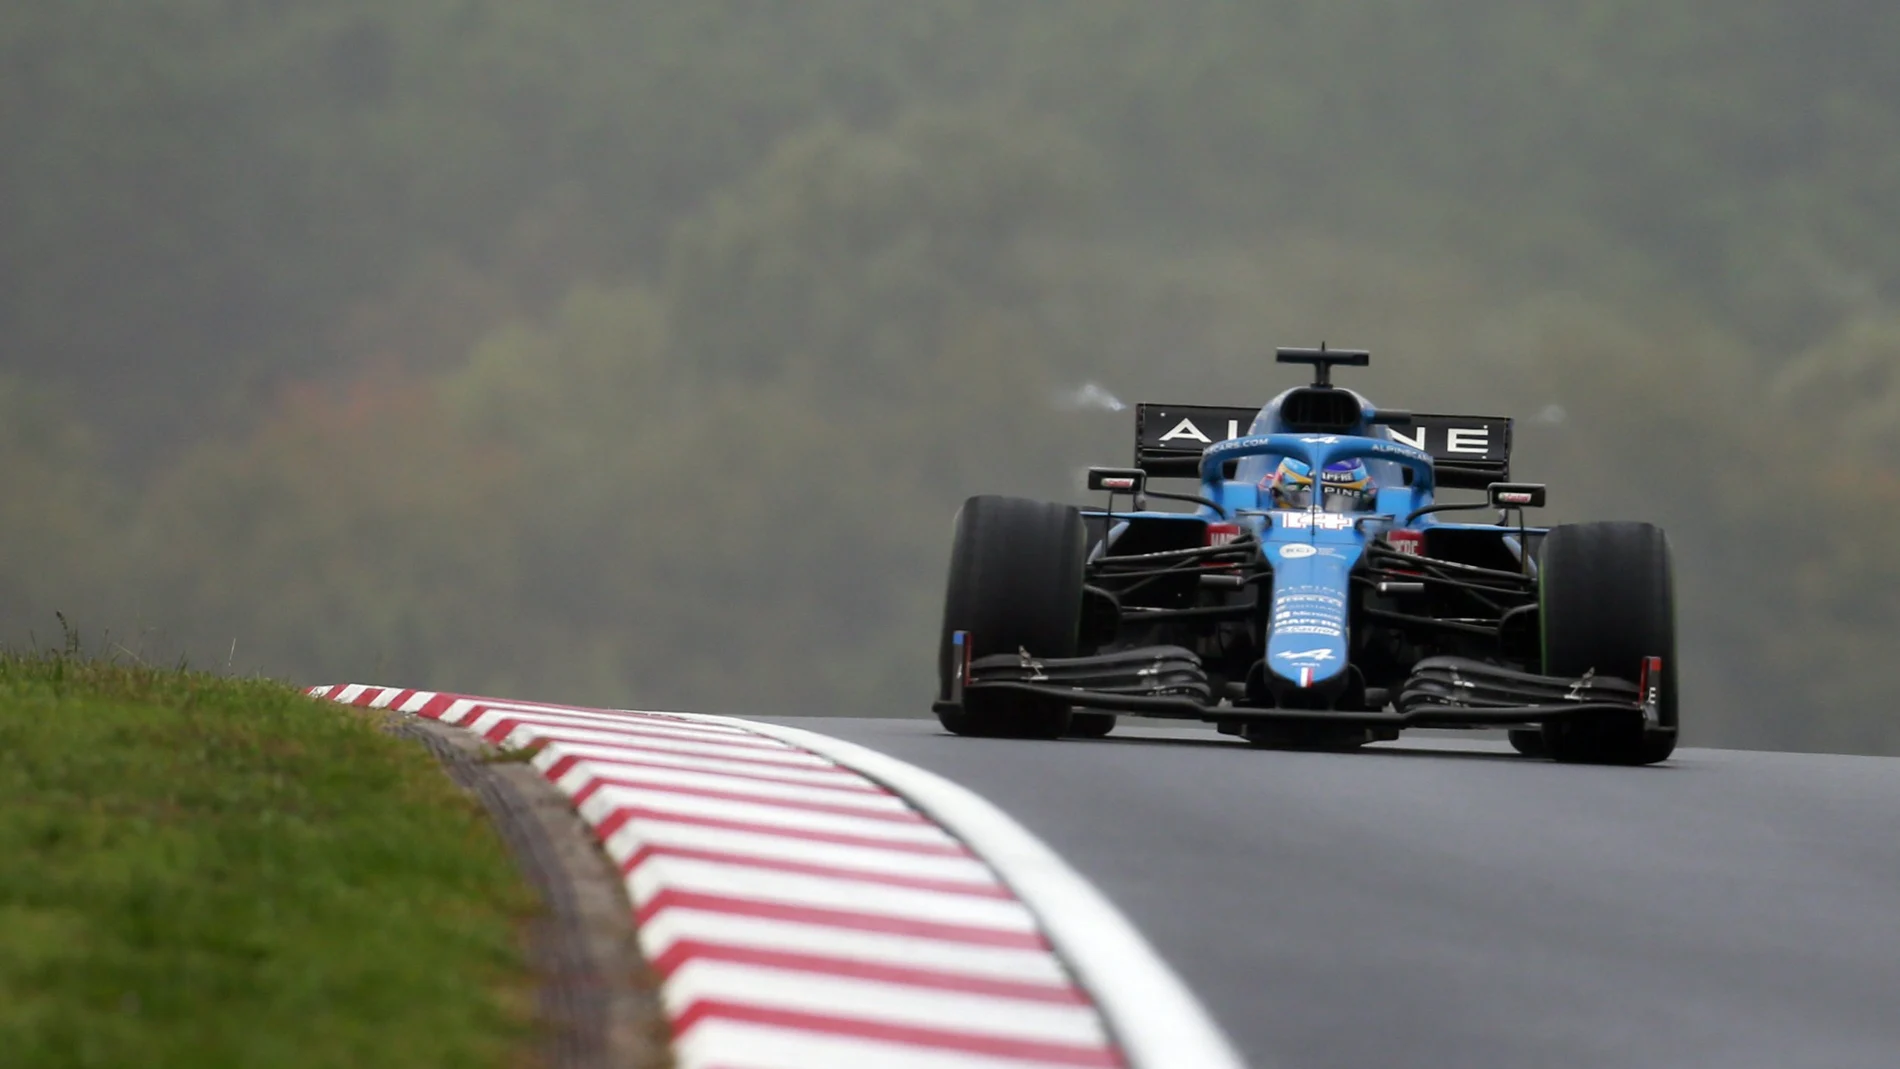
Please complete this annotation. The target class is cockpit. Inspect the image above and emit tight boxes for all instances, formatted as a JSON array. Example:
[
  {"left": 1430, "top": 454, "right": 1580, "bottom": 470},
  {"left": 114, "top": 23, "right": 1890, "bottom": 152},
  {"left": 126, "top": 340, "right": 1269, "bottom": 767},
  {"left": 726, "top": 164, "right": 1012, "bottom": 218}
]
[{"left": 1259, "top": 457, "right": 1380, "bottom": 514}]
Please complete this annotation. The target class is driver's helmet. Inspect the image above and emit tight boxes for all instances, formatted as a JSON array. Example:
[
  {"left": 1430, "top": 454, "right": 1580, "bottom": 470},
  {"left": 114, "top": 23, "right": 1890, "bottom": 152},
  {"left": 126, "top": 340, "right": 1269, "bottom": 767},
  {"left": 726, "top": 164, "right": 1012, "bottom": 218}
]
[{"left": 1265, "top": 457, "right": 1377, "bottom": 513}]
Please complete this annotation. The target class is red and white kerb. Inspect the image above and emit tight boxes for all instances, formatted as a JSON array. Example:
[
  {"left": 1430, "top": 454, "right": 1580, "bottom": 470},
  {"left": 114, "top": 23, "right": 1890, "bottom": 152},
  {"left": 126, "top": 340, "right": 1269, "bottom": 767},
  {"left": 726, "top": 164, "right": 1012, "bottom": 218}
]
[{"left": 311, "top": 684, "right": 1126, "bottom": 1069}]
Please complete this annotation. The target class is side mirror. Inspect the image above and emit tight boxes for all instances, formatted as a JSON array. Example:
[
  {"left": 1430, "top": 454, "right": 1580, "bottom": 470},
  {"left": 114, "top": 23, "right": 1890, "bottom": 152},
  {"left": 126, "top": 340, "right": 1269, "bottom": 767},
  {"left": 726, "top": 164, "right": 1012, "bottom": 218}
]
[
  {"left": 1088, "top": 467, "right": 1147, "bottom": 494},
  {"left": 1488, "top": 482, "right": 1547, "bottom": 509}
]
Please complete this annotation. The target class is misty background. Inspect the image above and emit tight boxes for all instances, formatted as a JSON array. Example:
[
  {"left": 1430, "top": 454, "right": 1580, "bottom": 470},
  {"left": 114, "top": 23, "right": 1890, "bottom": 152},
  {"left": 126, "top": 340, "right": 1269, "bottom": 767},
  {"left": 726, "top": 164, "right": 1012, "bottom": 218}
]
[{"left": 3, "top": 2, "right": 1897, "bottom": 753}]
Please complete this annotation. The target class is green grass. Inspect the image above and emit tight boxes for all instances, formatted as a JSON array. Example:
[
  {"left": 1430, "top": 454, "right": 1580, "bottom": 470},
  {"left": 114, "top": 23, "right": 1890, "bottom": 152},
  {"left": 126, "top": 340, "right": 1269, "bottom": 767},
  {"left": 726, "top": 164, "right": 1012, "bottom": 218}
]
[{"left": 0, "top": 652, "right": 538, "bottom": 1069}]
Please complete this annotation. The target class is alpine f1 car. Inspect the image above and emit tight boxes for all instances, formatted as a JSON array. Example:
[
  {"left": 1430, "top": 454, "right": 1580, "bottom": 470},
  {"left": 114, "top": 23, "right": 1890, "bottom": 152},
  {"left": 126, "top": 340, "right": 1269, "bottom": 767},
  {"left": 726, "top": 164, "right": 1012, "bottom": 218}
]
[{"left": 934, "top": 347, "right": 1677, "bottom": 764}]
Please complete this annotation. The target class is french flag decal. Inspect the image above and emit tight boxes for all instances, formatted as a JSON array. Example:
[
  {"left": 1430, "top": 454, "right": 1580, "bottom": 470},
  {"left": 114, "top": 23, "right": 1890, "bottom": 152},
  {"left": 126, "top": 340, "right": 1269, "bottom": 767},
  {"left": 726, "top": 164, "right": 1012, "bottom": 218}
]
[{"left": 1298, "top": 665, "right": 1315, "bottom": 688}]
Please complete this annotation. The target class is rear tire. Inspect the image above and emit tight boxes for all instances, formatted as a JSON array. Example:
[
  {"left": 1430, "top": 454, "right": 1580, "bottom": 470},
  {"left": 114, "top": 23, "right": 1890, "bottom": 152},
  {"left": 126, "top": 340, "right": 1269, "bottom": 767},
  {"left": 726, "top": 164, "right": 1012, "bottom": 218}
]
[
  {"left": 1538, "top": 522, "right": 1678, "bottom": 765},
  {"left": 937, "top": 495, "right": 1085, "bottom": 739}
]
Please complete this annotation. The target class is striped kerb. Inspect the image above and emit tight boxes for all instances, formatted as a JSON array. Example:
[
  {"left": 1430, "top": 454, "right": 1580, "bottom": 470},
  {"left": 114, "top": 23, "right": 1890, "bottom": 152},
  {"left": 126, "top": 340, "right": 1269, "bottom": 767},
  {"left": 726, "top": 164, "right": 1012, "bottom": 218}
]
[{"left": 312, "top": 684, "right": 1127, "bottom": 1069}]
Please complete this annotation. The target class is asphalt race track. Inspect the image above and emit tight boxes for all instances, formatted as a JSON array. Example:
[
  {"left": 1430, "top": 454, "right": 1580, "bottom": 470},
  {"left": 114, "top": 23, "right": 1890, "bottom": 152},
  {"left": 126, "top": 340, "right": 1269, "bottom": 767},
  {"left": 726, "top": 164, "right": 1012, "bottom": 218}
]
[{"left": 760, "top": 719, "right": 1900, "bottom": 1069}]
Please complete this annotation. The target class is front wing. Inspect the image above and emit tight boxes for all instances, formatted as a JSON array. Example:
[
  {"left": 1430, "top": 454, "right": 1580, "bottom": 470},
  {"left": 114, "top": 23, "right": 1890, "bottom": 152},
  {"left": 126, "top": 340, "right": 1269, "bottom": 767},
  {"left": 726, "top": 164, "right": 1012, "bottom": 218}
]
[{"left": 935, "top": 635, "right": 1670, "bottom": 737}]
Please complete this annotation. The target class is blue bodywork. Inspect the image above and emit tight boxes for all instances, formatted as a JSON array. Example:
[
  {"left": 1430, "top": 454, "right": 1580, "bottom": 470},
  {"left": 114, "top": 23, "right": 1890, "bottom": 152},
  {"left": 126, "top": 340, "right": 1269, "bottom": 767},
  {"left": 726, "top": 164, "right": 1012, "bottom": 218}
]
[{"left": 1094, "top": 389, "right": 1543, "bottom": 696}]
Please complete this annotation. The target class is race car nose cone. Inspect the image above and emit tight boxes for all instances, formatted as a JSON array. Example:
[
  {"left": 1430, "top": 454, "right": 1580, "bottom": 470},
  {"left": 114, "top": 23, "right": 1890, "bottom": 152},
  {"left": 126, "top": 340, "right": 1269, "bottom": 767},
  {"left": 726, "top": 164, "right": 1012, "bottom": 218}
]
[{"left": 1265, "top": 559, "right": 1352, "bottom": 692}]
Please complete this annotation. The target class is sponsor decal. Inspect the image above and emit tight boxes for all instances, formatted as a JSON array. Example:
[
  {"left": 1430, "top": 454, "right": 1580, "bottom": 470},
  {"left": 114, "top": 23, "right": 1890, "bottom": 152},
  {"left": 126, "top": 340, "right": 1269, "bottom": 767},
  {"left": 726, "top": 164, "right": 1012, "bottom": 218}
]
[
  {"left": 1275, "top": 648, "right": 1335, "bottom": 662},
  {"left": 1204, "top": 522, "right": 1242, "bottom": 547},
  {"left": 1277, "top": 607, "right": 1343, "bottom": 619},
  {"left": 1279, "top": 544, "right": 1318, "bottom": 559},
  {"left": 1299, "top": 435, "right": 1342, "bottom": 444},
  {"left": 1276, "top": 593, "right": 1345, "bottom": 607},
  {"left": 1448, "top": 428, "right": 1490, "bottom": 455},
  {"left": 1137, "top": 405, "right": 1257, "bottom": 449},
  {"left": 1273, "top": 593, "right": 1347, "bottom": 633},
  {"left": 1275, "top": 510, "right": 1355, "bottom": 531},
  {"left": 1101, "top": 477, "right": 1138, "bottom": 490},
  {"left": 1360, "top": 440, "right": 1435, "bottom": 463},
  {"left": 1157, "top": 418, "right": 1213, "bottom": 445},
  {"left": 1386, "top": 530, "right": 1425, "bottom": 557},
  {"left": 1497, "top": 491, "right": 1535, "bottom": 505},
  {"left": 1151, "top": 415, "right": 1246, "bottom": 446},
  {"left": 1208, "top": 434, "right": 1434, "bottom": 470},
  {"left": 1388, "top": 425, "right": 1497, "bottom": 457},
  {"left": 1202, "top": 438, "right": 1250, "bottom": 464}
]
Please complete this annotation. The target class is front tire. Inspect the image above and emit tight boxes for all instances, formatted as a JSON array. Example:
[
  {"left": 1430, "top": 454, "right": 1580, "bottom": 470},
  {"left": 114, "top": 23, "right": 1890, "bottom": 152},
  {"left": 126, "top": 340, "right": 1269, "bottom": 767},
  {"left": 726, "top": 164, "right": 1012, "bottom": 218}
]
[
  {"left": 937, "top": 495, "right": 1085, "bottom": 739},
  {"left": 1538, "top": 521, "right": 1678, "bottom": 765},
  {"left": 1066, "top": 712, "right": 1117, "bottom": 739}
]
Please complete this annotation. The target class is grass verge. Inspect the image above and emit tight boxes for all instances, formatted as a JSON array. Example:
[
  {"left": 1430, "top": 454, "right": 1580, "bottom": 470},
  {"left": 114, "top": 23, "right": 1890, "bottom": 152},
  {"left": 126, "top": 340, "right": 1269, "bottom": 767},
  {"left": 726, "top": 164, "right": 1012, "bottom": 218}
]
[{"left": 0, "top": 652, "right": 538, "bottom": 1069}]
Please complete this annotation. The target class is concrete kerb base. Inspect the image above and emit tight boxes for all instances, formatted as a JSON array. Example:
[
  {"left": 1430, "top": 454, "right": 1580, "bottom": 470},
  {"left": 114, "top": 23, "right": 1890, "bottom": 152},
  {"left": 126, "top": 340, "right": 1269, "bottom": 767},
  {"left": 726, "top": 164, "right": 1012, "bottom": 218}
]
[{"left": 396, "top": 715, "right": 673, "bottom": 1069}]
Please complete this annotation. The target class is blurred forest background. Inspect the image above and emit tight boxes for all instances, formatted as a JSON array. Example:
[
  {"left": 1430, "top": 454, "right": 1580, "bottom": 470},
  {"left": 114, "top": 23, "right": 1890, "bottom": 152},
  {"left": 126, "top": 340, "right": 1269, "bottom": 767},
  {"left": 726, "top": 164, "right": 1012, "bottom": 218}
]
[{"left": 4, "top": 1, "right": 1898, "bottom": 753}]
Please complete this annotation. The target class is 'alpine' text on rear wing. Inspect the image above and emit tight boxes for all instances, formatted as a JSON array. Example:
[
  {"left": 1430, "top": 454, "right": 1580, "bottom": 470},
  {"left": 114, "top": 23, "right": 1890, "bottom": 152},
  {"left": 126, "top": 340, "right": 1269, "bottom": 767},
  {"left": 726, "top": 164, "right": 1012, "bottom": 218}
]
[{"left": 1134, "top": 404, "right": 1512, "bottom": 489}]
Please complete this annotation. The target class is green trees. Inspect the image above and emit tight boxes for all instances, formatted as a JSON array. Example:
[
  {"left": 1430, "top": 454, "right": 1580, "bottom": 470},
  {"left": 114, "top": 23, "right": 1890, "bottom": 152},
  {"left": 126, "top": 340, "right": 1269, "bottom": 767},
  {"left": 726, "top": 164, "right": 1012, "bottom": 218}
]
[
  {"left": 0, "top": 379, "right": 115, "bottom": 634},
  {"left": 3, "top": 1, "right": 1899, "bottom": 750}
]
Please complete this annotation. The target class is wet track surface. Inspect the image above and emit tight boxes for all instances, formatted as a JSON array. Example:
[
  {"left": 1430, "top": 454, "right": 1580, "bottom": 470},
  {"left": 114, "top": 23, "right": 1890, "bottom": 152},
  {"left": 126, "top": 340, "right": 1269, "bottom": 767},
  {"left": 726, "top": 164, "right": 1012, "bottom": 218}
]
[{"left": 761, "top": 718, "right": 1900, "bottom": 1069}]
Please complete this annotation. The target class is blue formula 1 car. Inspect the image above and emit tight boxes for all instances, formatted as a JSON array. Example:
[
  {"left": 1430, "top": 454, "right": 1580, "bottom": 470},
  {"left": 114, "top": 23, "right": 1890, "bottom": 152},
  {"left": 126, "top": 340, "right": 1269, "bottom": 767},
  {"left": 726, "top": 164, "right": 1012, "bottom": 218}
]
[{"left": 934, "top": 347, "right": 1677, "bottom": 764}]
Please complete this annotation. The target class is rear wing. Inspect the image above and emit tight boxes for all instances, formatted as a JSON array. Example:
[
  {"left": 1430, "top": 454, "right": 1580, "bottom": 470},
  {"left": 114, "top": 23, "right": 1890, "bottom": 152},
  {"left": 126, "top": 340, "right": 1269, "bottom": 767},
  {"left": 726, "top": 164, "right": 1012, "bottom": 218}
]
[
  {"left": 1134, "top": 404, "right": 1512, "bottom": 489},
  {"left": 1134, "top": 405, "right": 1257, "bottom": 479},
  {"left": 1389, "top": 414, "right": 1513, "bottom": 488}
]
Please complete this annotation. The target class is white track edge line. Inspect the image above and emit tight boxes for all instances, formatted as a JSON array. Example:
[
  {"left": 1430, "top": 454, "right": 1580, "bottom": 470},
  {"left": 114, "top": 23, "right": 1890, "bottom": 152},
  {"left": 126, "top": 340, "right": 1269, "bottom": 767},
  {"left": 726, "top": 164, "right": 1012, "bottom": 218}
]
[{"left": 667, "top": 713, "right": 1250, "bottom": 1069}]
